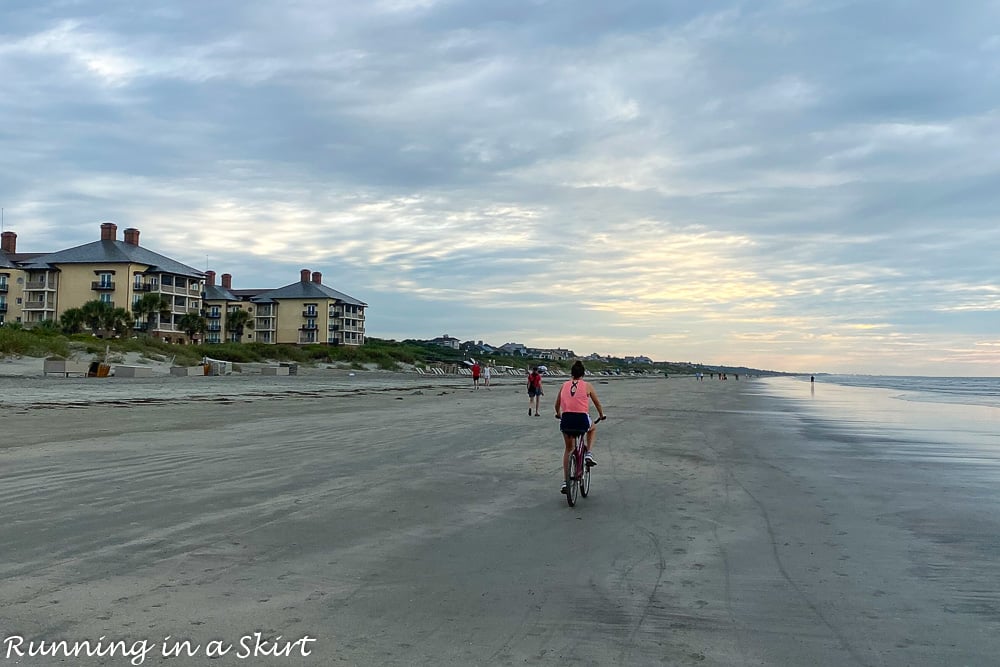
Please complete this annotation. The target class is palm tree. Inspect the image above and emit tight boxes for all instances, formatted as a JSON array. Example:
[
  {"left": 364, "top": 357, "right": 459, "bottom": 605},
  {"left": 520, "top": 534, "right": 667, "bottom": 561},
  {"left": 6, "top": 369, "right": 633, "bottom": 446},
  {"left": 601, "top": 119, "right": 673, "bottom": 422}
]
[
  {"left": 59, "top": 307, "right": 86, "bottom": 334},
  {"left": 132, "top": 293, "right": 171, "bottom": 334},
  {"left": 107, "top": 307, "right": 134, "bottom": 337},
  {"left": 81, "top": 300, "right": 115, "bottom": 335},
  {"left": 225, "top": 308, "right": 253, "bottom": 343},
  {"left": 177, "top": 312, "right": 207, "bottom": 343}
]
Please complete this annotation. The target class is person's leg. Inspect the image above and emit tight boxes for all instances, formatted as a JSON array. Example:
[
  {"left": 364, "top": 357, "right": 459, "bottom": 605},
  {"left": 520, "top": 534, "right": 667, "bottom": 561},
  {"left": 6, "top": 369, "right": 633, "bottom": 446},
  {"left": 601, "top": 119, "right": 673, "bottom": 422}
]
[
  {"left": 585, "top": 423, "right": 598, "bottom": 465},
  {"left": 561, "top": 433, "right": 574, "bottom": 490}
]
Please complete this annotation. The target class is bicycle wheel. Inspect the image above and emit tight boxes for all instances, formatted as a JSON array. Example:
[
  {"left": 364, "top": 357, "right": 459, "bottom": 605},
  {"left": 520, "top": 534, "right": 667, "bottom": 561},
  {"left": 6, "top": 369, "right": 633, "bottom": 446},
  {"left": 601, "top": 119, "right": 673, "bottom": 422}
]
[
  {"left": 566, "top": 451, "right": 578, "bottom": 507},
  {"left": 581, "top": 456, "right": 591, "bottom": 497}
]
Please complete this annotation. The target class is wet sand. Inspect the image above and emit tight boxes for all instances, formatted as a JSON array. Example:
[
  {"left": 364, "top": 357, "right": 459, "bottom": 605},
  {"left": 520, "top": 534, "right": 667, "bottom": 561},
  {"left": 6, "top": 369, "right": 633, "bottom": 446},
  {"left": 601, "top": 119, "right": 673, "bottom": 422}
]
[{"left": 2, "top": 373, "right": 999, "bottom": 666}]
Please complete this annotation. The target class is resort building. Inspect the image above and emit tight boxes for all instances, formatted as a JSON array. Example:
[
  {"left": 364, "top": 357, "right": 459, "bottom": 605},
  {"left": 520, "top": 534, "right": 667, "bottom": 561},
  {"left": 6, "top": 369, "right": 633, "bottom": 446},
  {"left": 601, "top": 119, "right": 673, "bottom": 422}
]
[
  {"left": 0, "top": 232, "right": 28, "bottom": 326},
  {"left": 229, "top": 269, "right": 367, "bottom": 346},
  {"left": 0, "top": 223, "right": 368, "bottom": 346},
  {"left": 5, "top": 223, "right": 205, "bottom": 341}
]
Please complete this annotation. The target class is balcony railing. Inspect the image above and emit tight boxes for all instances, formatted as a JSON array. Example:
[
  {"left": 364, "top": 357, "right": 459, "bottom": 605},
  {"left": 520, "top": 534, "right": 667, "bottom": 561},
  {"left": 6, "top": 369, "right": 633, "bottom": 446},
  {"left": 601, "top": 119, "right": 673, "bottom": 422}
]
[
  {"left": 92, "top": 281, "right": 116, "bottom": 291},
  {"left": 133, "top": 283, "right": 152, "bottom": 292},
  {"left": 206, "top": 312, "right": 222, "bottom": 319},
  {"left": 25, "top": 281, "right": 49, "bottom": 290},
  {"left": 302, "top": 310, "right": 319, "bottom": 318},
  {"left": 300, "top": 324, "right": 319, "bottom": 331},
  {"left": 0, "top": 284, "right": 7, "bottom": 293},
  {"left": 23, "top": 301, "right": 55, "bottom": 310},
  {"left": 0, "top": 303, "right": 7, "bottom": 313},
  {"left": 206, "top": 324, "right": 222, "bottom": 332}
]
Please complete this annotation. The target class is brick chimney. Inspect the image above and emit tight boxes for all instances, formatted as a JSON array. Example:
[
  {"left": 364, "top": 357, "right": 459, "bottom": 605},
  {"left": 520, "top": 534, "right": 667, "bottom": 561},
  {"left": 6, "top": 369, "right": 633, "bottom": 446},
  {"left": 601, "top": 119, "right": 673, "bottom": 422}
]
[
  {"left": 312, "top": 271, "right": 322, "bottom": 285},
  {"left": 100, "top": 222, "right": 118, "bottom": 241},
  {"left": 123, "top": 228, "right": 140, "bottom": 245},
  {"left": 0, "top": 231, "right": 15, "bottom": 253},
  {"left": 300, "top": 268, "right": 311, "bottom": 282},
  {"left": 205, "top": 270, "right": 216, "bottom": 287},
  {"left": 221, "top": 273, "right": 232, "bottom": 289}
]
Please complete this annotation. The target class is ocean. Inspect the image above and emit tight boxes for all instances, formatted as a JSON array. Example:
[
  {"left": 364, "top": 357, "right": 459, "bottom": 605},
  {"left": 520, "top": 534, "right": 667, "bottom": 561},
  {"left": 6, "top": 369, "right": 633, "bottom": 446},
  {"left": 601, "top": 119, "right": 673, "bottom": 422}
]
[{"left": 751, "top": 374, "right": 1000, "bottom": 475}]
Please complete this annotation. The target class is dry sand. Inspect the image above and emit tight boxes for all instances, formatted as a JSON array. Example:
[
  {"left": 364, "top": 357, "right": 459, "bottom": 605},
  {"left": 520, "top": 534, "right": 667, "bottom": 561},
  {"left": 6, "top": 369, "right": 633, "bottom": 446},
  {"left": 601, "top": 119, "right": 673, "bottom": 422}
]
[{"left": 1, "top": 373, "right": 997, "bottom": 666}]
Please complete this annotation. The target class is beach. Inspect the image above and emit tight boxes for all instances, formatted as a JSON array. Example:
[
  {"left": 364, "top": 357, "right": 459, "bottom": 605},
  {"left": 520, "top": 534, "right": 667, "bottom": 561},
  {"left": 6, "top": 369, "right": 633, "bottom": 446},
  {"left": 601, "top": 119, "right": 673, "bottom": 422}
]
[{"left": 2, "top": 372, "right": 999, "bottom": 666}]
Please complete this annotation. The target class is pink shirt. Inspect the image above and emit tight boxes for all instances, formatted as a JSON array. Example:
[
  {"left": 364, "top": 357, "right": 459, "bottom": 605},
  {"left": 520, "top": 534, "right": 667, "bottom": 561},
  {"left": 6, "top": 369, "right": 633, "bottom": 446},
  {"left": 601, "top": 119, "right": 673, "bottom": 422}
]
[{"left": 559, "top": 379, "right": 590, "bottom": 413}]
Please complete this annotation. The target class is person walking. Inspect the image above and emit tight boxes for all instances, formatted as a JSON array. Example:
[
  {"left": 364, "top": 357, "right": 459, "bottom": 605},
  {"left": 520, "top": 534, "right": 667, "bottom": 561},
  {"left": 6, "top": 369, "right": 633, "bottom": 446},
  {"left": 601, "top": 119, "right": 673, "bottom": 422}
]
[
  {"left": 471, "top": 361, "right": 481, "bottom": 389},
  {"left": 526, "top": 366, "right": 543, "bottom": 416},
  {"left": 483, "top": 363, "right": 492, "bottom": 389}
]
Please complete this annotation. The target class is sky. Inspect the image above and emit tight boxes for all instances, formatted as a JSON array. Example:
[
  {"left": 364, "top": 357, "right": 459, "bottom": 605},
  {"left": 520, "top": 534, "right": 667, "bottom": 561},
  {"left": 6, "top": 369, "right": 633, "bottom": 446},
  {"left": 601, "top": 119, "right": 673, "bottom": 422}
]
[{"left": 2, "top": 0, "right": 999, "bottom": 376}]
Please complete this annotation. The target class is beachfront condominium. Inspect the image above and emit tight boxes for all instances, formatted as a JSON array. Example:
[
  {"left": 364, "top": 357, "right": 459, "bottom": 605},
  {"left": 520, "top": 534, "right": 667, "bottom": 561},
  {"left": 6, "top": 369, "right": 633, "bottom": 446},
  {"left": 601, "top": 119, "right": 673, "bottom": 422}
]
[
  {"left": 6, "top": 223, "right": 204, "bottom": 341},
  {"left": 0, "top": 223, "right": 367, "bottom": 346},
  {"left": 223, "top": 269, "right": 367, "bottom": 346}
]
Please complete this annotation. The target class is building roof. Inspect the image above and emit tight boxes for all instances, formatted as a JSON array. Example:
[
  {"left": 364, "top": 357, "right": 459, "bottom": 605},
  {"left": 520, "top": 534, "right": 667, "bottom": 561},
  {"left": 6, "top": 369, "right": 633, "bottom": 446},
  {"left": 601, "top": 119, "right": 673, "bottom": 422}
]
[
  {"left": 20, "top": 239, "right": 204, "bottom": 278},
  {"left": 250, "top": 280, "right": 366, "bottom": 306},
  {"left": 203, "top": 284, "right": 239, "bottom": 301},
  {"left": 0, "top": 250, "right": 16, "bottom": 269}
]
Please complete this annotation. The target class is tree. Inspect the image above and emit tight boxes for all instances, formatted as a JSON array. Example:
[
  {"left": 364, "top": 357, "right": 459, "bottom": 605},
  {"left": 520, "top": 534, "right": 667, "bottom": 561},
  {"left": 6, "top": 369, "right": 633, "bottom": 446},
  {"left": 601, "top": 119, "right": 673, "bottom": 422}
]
[
  {"left": 107, "top": 307, "right": 133, "bottom": 337},
  {"left": 132, "top": 293, "right": 171, "bottom": 334},
  {"left": 225, "top": 308, "right": 253, "bottom": 343},
  {"left": 59, "top": 307, "right": 86, "bottom": 334},
  {"left": 177, "top": 312, "right": 207, "bottom": 342},
  {"left": 81, "top": 300, "right": 115, "bottom": 335}
]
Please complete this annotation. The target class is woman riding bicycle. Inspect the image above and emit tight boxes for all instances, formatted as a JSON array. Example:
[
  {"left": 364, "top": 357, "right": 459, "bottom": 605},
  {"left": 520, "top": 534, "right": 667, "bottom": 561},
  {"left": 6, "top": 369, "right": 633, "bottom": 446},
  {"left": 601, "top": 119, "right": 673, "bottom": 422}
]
[{"left": 554, "top": 360, "right": 606, "bottom": 494}]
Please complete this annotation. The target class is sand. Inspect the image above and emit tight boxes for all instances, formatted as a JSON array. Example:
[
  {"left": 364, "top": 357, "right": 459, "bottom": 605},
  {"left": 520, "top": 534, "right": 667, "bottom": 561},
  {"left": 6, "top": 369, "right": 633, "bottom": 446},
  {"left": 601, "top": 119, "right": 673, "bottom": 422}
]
[{"left": 1, "top": 373, "right": 998, "bottom": 666}]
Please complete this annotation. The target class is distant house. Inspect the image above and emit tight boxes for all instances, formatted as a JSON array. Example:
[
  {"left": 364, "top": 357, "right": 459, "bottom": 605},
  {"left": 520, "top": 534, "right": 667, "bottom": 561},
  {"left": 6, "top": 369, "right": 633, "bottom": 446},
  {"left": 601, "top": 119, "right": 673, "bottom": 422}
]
[
  {"left": 428, "top": 334, "right": 461, "bottom": 349},
  {"left": 529, "top": 347, "right": 575, "bottom": 361},
  {"left": 462, "top": 340, "right": 497, "bottom": 355},
  {"left": 499, "top": 342, "right": 528, "bottom": 356},
  {"left": 624, "top": 355, "right": 654, "bottom": 364}
]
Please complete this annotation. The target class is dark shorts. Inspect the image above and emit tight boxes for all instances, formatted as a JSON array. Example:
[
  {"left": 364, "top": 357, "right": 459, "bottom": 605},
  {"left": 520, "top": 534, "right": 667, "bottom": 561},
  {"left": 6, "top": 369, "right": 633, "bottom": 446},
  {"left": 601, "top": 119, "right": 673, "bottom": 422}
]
[
  {"left": 528, "top": 387, "right": 542, "bottom": 397},
  {"left": 560, "top": 412, "right": 591, "bottom": 434}
]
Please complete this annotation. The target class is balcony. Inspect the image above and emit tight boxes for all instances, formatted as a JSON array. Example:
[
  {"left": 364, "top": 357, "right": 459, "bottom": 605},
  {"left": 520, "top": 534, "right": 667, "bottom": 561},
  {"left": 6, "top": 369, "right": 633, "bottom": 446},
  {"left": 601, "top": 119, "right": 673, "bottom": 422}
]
[
  {"left": 23, "top": 301, "right": 55, "bottom": 310},
  {"left": 25, "top": 281, "right": 49, "bottom": 290},
  {"left": 0, "top": 303, "right": 7, "bottom": 313},
  {"left": 205, "top": 311, "right": 222, "bottom": 319},
  {"left": 206, "top": 324, "right": 222, "bottom": 332},
  {"left": 300, "top": 324, "right": 319, "bottom": 331},
  {"left": 329, "top": 324, "right": 339, "bottom": 331},
  {"left": 133, "top": 283, "right": 153, "bottom": 292},
  {"left": 0, "top": 284, "right": 7, "bottom": 293},
  {"left": 302, "top": 310, "right": 319, "bottom": 318},
  {"left": 91, "top": 281, "right": 116, "bottom": 291}
]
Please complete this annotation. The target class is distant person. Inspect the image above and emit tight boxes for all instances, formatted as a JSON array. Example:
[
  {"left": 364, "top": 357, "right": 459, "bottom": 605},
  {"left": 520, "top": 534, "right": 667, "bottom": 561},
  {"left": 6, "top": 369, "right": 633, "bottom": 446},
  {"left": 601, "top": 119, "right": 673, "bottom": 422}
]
[
  {"left": 811, "top": 375, "right": 815, "bottom": 383},
  {"left": 483, "top": 363, "right": 492, "bottom": 389},
  {"left": 527, "top": 366, "right": 543, "bottom": 416},
  {"left": 555, "top": 361, "right": 606, "bottom": 495},
  {"left": 471, "top": 361, "right": 481, "bottom": 389}
]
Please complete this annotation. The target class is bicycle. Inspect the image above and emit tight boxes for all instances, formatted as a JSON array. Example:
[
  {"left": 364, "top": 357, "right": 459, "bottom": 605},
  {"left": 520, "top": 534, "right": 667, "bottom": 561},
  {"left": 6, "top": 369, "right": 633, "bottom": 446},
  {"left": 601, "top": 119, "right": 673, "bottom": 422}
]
[{"left": 561, "top": 415, "right": 606, "bottom": 507}]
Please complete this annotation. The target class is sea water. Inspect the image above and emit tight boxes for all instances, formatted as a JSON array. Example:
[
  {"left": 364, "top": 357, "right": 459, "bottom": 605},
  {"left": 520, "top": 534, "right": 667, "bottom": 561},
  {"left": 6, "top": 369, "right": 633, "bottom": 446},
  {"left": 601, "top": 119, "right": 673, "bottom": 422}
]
[{"left": 752, "top": 375, "right": 1000, "bottom": 476}]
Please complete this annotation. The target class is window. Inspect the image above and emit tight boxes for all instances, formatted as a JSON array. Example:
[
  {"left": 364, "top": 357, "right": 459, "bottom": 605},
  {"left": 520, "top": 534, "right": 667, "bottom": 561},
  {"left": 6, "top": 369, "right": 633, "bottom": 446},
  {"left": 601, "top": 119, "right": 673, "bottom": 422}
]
[
  {"left": 161, "top": 275, "right": 173, "bottom": 286},
  {"left": 174, "top": 296, "right": 186, "bottom": 307},
  {"left": 176, "top": 277, "right": 187, "bottom": 289},
  {"left": 100, "top": 293, "right": 113, "bottom": 304},
  {"left": 98, "top": 272, "right": 113, "bottom": 287}
]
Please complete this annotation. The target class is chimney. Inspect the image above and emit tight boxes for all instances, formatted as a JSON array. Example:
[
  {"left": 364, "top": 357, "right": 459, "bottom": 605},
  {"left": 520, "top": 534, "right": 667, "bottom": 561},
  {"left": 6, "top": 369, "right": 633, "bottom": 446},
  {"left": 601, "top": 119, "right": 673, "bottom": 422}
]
[
  {"left": 100, "top": 222, "right": 118, "bottom": 241},
  {"left": 221, "top": 273, "right": 232, "bottom": 290},
  {"left": 205, "top": 270, "right": 216, "bottom": 287},
  {"left": 300, "top": 268, "right": 311, "bottom": 282},
  {"left": 123, "top": 228, "right": 140, "bottom": 245},
  {"left": 0, "top": 231, "right": 15, "bottom": 253},
  {"left": 312, "top": 271, "right": 322, "bottom": 285}
]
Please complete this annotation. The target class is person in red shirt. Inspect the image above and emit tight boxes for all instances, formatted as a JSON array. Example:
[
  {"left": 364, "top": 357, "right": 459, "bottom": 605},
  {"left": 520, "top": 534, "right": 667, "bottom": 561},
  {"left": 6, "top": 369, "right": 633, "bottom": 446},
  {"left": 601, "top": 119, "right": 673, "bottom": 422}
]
[
  {"left": 471, "top": 361, "right": 481, "bottom": 389},
  {"left": 554, "top": 361, "right": 606, "bottom": 494},
  {"left": 526, "top": 366, "right": 543, "bottom": 416}
]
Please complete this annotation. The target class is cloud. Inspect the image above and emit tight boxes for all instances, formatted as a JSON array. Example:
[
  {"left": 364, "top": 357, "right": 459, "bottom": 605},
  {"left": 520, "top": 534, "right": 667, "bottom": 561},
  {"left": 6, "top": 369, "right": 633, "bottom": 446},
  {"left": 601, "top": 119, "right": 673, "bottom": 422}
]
[{"left": 2, "top": 0, "right": 1000, "bottom": 374}]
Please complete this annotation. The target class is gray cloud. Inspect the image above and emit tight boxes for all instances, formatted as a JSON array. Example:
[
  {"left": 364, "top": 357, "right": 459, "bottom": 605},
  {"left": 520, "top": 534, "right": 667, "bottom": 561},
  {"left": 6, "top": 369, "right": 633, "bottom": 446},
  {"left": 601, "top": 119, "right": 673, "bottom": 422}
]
[{"left": 2, "top": 0, "right": 999, "bottom": 373}]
